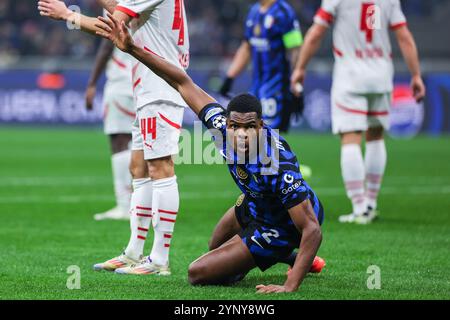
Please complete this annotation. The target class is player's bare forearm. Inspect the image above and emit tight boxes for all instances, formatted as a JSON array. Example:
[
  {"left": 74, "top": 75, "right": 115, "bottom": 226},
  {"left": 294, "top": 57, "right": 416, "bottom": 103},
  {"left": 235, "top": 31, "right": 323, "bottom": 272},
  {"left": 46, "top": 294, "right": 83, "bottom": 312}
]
[
  {"left": 288, "top": 47, "right": 300, "bottom": 71},
  {"left": 295, "top": 24, "right": 327, "bottom": 71},
  {"left": 285, "top": 201, "right": 322, "bottom": 291},
  {"left": 130, "top": 45, "right": 214, "bottom": 114},
  {"left": 96, "top": 14, "right": 214, "bottom": 114},
  {"left": 88, "top": 39, "right": 115, "bottom": 86},
  {"left": 394, "top": 26, "right": 426, "bottom": 102},
  {"left": 38, "top": 0, "right": 129, "bottom": 36},
  {"left": 285, "top": 224, "right": 322, "bottom": 291},
  {"left": 395, "top": 26, "right": 421, "bottom": 78},
  {"left": 96, "top": 0, "right": 118, "bottom": 13},
  {"left": 256, "top": 200, "right": 321, "bottom": 294},
  {"left": 226, "top": 41, "right": 251, "bottom": 78}
]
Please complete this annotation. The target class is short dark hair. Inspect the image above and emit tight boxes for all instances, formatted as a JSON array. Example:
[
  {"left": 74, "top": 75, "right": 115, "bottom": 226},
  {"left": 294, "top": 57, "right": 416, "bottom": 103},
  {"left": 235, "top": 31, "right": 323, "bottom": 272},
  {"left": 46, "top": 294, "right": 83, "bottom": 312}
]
[{"left": 226, "top": 93, "right": 262, "bottom": 119}]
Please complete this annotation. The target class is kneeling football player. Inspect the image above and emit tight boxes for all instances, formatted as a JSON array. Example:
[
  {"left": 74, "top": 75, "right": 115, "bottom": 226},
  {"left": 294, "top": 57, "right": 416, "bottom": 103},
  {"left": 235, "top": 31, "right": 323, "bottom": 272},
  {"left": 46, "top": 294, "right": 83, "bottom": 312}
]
[{"left": 96, "top": 14, "right": 325, "bottom": 293}]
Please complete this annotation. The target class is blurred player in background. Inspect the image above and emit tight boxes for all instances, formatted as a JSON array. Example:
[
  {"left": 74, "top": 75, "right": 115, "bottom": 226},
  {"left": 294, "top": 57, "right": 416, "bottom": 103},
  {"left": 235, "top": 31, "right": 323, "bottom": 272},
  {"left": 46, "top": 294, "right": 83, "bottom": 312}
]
[
  {"left": 95, "top": 14, "right": 325, "bottom": 292},
  {"left": 220, "top": 0, "right": 304, "bottom": 133},
  {"left": 38, "top": 0, "right": 190, "bottom": 275},
  {"left": 291, "top": 0, "right": 426, "bottom": 224},
  {"left": 86, "top": 25, "right": 135, "bottom": 221}
]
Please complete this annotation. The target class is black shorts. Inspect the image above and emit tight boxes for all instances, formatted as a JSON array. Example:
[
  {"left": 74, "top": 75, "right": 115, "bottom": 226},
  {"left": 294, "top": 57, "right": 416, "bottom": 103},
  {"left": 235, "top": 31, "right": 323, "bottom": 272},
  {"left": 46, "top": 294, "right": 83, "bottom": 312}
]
[
  {"left": 261, "top": 93, "right": 304, "bottom": 133},
  {"left": 234, "top": 194, "right": 301, "bottom": 271}
]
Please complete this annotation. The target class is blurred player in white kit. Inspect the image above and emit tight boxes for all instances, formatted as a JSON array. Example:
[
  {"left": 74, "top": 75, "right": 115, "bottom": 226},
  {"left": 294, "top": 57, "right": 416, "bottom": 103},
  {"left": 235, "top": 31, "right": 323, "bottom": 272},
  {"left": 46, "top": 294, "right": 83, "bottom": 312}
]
[
  {"left": 86, "top": 18, "right": 135, "bottom": 221},
  {"left": 38, "top": 0, "right": 189, "bottom": 274},
  {"left": 291, "top": 0, "right": 425, "bottom": 224}
]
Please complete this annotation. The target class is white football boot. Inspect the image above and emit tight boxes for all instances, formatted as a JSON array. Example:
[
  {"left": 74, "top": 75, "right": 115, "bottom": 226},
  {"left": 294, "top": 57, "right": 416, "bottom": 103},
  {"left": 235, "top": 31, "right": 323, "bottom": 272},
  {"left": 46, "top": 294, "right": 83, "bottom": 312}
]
[
  {"left": 339, "top": 207, "right": 378, "bottom": 225},
  {"left": 115, "top": 257, "right": 171, "bottom": 276},
  {"left": 93, "top": 253, "right": 141, "bottom": 271},
  {"left": 94, "top": 206, "right": 129, "bottom": 221}
]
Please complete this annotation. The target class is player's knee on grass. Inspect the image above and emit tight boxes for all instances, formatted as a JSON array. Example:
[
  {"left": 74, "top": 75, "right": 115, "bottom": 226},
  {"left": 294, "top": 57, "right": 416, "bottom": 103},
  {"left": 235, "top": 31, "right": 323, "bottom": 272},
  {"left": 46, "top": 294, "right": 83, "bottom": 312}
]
[
  {"left": 188, "top": 260, "right": 209, "bottom": 286},
  {"left": 188, "top": 260, "right": 244, "bottom": 286},
  {"left": 147, "top": 156, "right": 175, "bottom": 180}
]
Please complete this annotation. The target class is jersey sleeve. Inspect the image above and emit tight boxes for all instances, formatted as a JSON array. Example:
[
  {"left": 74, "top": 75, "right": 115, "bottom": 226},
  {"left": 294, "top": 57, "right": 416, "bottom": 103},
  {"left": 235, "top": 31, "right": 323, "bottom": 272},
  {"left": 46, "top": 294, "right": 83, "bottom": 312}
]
[
  {"left": 244, "top": 7, "right": 256, "bottom": 41},
  {"left": 389, "top": 0, "right": 407, "bottom": 30},
  {"left": 313, "top": 0, "right": 340, "bottom": 27},
  {"left": 280, "top": 9, "right": 303, "bottom": 49},
  {"left": 198, "top": 102, "right": 227, "bottom": 151},
  {"left": 275, "top": 169, "right": 309, "bottom": 210},
  {"left": 116, "top": 0, "right": 162, "bottom": 18}
]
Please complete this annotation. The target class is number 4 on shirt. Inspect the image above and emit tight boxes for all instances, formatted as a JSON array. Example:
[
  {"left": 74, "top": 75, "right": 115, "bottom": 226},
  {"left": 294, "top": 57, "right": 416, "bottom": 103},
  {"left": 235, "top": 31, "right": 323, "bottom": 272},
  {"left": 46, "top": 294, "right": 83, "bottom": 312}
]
[
  {"left": 360, "top": 2, "right": 381, "bottom": 43},
  {"left": 172, "top": 0, "right": 185, "bottom": 46}
]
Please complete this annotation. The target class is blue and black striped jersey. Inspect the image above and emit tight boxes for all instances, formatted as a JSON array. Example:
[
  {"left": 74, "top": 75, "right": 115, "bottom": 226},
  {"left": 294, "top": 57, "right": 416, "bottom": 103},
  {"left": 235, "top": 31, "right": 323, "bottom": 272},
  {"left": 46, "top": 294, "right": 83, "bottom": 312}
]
[
  {"left": 199, "top": 103, "right": 323, "bottom": 229},
  {"left": 245, "top": 0, "right": 302, "bottom": 100}
]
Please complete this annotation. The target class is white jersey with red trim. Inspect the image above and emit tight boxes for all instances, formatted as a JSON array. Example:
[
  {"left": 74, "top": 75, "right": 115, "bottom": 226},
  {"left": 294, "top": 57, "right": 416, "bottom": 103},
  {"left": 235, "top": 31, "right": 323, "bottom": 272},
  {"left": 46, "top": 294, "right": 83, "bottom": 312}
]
[
  {"left": 314, "top": 0, "right": 407, "bottom": 93},
  {"left": 116, "top": 0, "right": 190, "bottom": 109},
  {"left": 104, "top": 9, "right": 133, "bottom": 97},
  {"left": 105, "top": 48, "right": 134, "bottom": 97}
]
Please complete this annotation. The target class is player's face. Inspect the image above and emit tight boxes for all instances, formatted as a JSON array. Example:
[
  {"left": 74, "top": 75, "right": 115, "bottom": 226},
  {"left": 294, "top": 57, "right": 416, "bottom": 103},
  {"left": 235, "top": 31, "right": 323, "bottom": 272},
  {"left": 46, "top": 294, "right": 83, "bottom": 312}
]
[{"left": 227, "top": 111, "right": 263, "bottom": 156}]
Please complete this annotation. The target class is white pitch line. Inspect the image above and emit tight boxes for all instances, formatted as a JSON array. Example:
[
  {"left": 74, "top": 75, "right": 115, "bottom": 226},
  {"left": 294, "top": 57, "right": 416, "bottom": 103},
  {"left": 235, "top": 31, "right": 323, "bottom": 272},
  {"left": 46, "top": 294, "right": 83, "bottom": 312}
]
[
  {"left": 0, "top": 175, "right": 449, "bottom": 187},
  {"left": 0, "top": 186, "right": 449, "bottom": 204},
  {"left": 0, "top": 176, "right": 112, "bottom": 187}
]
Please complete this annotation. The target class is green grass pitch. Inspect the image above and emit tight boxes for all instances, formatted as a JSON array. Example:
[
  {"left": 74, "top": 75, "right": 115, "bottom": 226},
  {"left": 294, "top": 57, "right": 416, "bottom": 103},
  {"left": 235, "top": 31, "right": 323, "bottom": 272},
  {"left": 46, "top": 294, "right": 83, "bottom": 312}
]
[{"left": 0, "top": 126, "right": 449, "bottom": 300}]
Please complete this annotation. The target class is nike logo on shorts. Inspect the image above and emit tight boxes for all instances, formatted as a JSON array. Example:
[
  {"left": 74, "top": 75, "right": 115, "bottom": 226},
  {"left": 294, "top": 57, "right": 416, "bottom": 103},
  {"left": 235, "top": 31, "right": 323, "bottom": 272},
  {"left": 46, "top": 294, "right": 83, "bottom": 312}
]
[{"left": 251, "top": 236, "right": 264, "bottom": 249}]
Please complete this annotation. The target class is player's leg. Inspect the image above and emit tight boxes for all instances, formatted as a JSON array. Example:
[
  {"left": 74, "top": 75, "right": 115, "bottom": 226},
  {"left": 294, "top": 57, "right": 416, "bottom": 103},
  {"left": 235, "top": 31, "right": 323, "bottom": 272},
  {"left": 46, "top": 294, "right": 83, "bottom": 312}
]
[
  {"left": 209, "top": 195, "right": 246, "bottom": 250},
  {"left": 365, "top": 126, "right": 385, "bottom": 210},
  {"left": 188, "top": 235, "right": 256, "bottom": 286},
  {"left": 93, "top": 134, "right": 132, "bottom": 220},
  {"left": 363, "top": 93, "right": 390, "bottom": 221},
  {"left": 93, "top": 120, "right": 152, "bottom": 271},
  {"left": 94, "top": 94, "right": 135, "bottom": 221},
  {"left": 331, "top": 90, "right": 369, "bottom": 223},
  {"left": 116, "top": 103, "right": 184, "bottom": 275}
]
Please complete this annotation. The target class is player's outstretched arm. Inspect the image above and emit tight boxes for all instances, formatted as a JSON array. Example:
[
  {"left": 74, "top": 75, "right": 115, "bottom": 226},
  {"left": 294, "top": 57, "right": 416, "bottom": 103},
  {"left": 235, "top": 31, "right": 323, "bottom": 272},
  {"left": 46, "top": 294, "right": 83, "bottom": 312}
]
[
  {"left": 85, "top": 39, "right": 115, "bottom": 110},
  {"left": 97, "top": 0, "right": 118, "bottom": 14},
  {"left": 220, "top": 41, "right": 251, "bottom": 97},
  {"left": 256, "top": 200, "right": 322, "bottom": 294},
  {"left": 290, "top": 24, "right": 327, "bottom": 96},
  {"left": 394, "top": 26, "right": 426, "bottom": 102},
  {"left": 96, "top": 14, "right": 215, "bottom": 115},
  {"left": 38, "top": 0, "right": 130, "bottom": 36}
]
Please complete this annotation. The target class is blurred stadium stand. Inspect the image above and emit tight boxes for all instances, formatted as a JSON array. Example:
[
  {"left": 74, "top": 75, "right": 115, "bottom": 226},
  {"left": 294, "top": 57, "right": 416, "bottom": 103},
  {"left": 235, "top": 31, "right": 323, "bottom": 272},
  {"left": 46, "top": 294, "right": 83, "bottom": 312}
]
[
  {"left": 1, "top": 0, "right": 449, "bottom": 70},
  {"left": 0, "top": 0, "right": 449, "bottom": 135}
]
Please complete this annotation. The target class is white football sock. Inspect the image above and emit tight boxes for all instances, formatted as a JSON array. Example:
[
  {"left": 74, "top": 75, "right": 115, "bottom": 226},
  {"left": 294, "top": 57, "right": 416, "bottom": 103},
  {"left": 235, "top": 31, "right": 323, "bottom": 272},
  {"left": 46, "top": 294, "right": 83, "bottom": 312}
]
[
  {"left": 341, "top": 144, "right": 366, "bottom": 215},
  {"left": 150, "top": 176, "right": 179, "bottom": 266},
  {"left": 124, "top": 178, "right": 153, "bottom": 260},
  {"left": 111, "top": 150, "right": 132, "bottom": 213},
  {"left": 365, "top": 139, "right": 387, "bottom": 210}
]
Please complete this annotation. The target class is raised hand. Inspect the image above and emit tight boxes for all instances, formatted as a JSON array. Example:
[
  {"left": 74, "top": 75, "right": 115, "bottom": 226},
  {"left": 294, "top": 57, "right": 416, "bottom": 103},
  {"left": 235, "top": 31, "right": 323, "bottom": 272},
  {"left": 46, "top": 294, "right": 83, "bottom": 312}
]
[
  {"left": 95, "top": 13, "right": 134, "bottom": 53},
  {"left": 38, "top": 0, "right": 71, "bottom": 21}
]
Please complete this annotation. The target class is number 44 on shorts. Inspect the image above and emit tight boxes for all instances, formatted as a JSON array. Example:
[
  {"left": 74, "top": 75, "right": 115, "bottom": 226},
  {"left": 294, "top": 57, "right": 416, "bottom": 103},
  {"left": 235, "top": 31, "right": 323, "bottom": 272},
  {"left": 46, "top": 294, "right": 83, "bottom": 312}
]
[{"left": 140, "top": 117, "right": 157, "bottom": 141}]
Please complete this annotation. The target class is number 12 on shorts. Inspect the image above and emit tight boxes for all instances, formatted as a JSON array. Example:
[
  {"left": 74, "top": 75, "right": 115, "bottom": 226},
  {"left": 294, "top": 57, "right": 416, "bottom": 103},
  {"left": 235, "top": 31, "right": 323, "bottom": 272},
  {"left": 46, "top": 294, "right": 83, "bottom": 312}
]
[{"left": 140, "top": 117, "right": 157, "bottom": 141}]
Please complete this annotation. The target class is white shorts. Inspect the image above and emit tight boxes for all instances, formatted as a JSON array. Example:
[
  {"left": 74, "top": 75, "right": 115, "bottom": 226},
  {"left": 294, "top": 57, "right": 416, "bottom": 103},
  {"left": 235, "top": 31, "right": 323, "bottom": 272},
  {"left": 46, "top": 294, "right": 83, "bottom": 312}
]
[
  {"left": 131, "top": 101, "right": 185, "bottom": 160},
  {"left": 103, "top": 93, "right": 135, "bottom": 135},
  {"left": 331, "top": 88, "right": 392, "bottom": 134}
]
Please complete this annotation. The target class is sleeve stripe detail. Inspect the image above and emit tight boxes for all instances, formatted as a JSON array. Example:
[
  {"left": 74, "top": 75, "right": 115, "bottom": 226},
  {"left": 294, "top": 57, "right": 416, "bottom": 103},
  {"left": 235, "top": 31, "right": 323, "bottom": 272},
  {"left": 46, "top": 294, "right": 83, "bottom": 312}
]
[
  {"left": 115, "top": 6, "right": 140, "bottom": 18},
  {"left": 390, "top": 22, "right": 407, "bottom": 30},
  {"left": 315, "top": 8, "right": 334, "bottom": 24}
]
